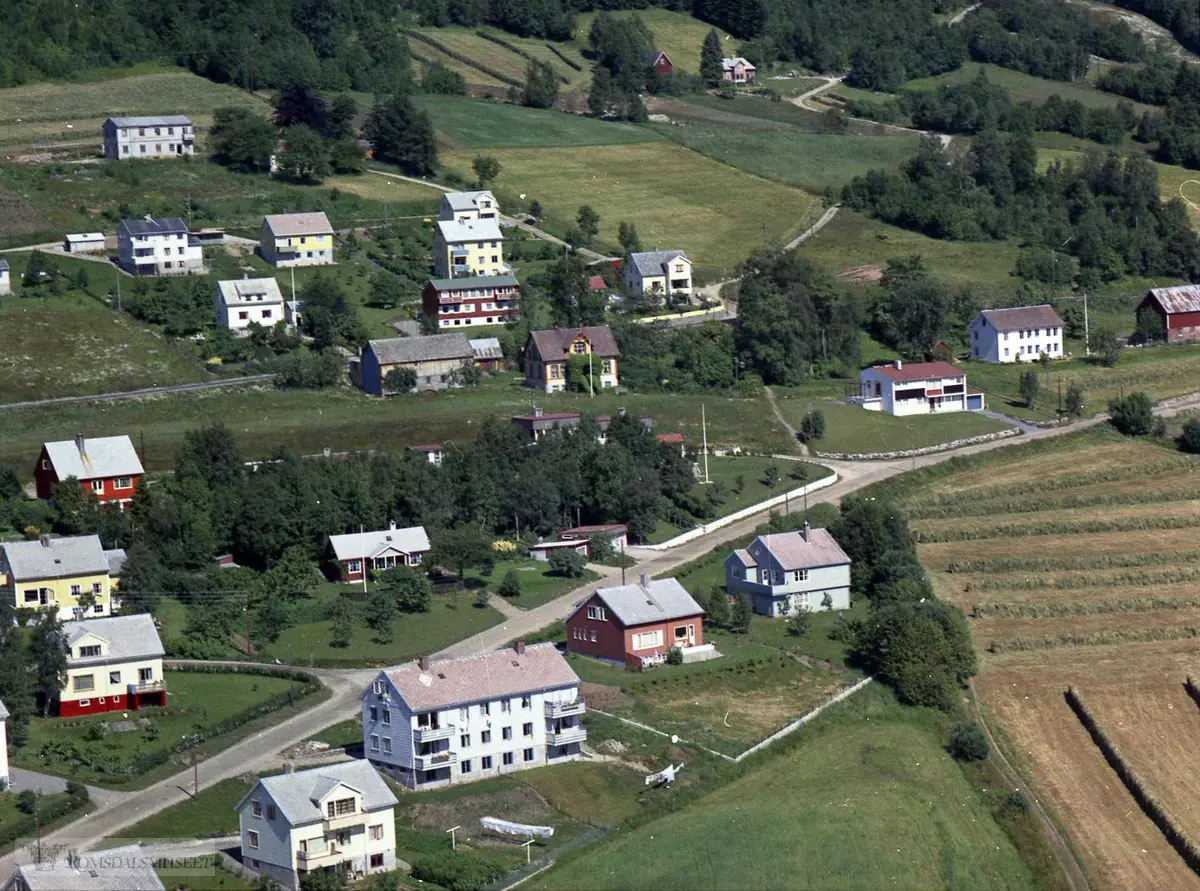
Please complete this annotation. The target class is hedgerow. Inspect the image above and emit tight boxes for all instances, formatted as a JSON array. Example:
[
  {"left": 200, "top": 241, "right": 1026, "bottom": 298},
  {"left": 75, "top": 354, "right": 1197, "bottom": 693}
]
[
  {"left": 971, "top": 565, "right": 1200, "bottom": 593},
  {"left": 474, "top": 30, "right": 570, "bottom": 83},
  {"left": 974, "top": 595, "right": 1200, "bottom": 619},
  {"left": 407, "top": 31, "right": 523, "bottom": 87},
  {"left": 945, "top": 550, "right": 1200, "bottom": 574}
]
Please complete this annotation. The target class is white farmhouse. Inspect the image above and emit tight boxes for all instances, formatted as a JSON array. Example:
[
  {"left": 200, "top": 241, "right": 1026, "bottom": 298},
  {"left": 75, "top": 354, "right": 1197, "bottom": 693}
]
[
  {"left": 236, "top": 761, "right": 399, "bottom": 891},
  {"left": 102, "top": 115, "right": 194, "bottom": 160},
  {"left": 969, "top": 305, "right": 1064, "bottom": 363},
  {"left": 214, "top": 277, "right": 285, "bottom": 334},
  {"left": 439, "top": 190, "right": 499, "bottom": 222},
  {"left": 623, "top": 249, "right": 692, "bottom": 299},
  {"left": 362, "top": 641, "right": 585, "bottom": 789},
  {"left": 117, "top": 216, "right": 203, "bottom": 276},
  {"left": 858, "top": 359, "right": 984, "bottom": 416},
  {"left": 725, "top": 523, "right": 851, "bottom": 618}
]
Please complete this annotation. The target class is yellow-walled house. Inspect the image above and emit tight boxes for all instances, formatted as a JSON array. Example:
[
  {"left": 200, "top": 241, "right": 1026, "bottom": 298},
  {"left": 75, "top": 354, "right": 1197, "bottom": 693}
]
[
  {"left": 0, "top": 534, "right": 124, "bottom": 620},
  {"left": 523, "top": 326, "right": 620, "bottom": 393},
  {"left": 260, "top": 212, "right": 335, "bottom": 267},
  {"left": 433, "top": 219, "right": 507, "bottom": 279},
  {"left": 60, "top": 613, "right": 165, "bottom": 717}
]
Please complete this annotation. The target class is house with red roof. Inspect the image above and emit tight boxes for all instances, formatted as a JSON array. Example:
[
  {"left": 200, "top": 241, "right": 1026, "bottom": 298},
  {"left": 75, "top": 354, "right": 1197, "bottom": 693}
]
[{"left": 858, "top": 359, "right": 984, "bottom": 416}]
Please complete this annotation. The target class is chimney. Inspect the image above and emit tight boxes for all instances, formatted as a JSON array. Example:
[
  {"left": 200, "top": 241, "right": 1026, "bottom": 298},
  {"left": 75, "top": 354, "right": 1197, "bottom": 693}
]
[
  {"left": 389, "top": 519, "right": 397, "bottom": 531},
  {"left": 802, "top": 521, "right": 811, "bottom": 542},
  {"left": 515, "top": 640, "right": 526, "bottom": 655},
  {"left": 419, "top": 654, "right": 431, "bottom": 672},
  {"left": 39, "top": 533, "right": 51, "bottom": 548},
  {"left": 75, "top": 433, "right": 86, "bottom": 456},
  {"left": 894, "top": 359, "right": 903, "bottom": 370},
  {"left": 143, "top": 213, "right": 153, "bottom": 222},
  {"left": 639, "top": 573, "right": 649, "bottom": 589},
  {"left": 283, "top": 762, "right": 294, "bottom": 774}
]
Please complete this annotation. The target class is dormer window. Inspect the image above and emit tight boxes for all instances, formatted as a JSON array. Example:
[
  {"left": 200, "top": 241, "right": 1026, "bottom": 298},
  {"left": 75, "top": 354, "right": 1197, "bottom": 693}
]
[
  {"left": 78, "top": 645, "right": 102, "bottom": 658},
  {"left": 328, "top": 797, "right": 356, "bottom": 817}
]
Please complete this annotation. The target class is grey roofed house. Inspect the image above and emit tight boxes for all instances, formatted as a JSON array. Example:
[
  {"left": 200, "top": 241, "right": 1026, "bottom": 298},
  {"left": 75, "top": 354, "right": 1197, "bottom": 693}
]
[
  {"left": 380, "top": 642, "right": 579, "bottom": 712},
  {"left": 262, "top": 211, "right": 334, "bottom": 238},
  {"left": 66, "top": 614, "right": 165, "bottom": 667},
  {"left": 733, "top": 528, "right": 851, "bottom": 572},
  {"left": 105, "top": 548, "right": 127, "bottom": 577},
  {"left": 436, "top": 218, "right": 503, "bottom": 244},
  {"left": 43, "top": 434, "right": 144, "bottom": 481},
  {"left": 441, "top": 190, "right": 496, "bottom": 214},
  {"left": 118, "top": 216, "right": 189, "bottom": 237},
  {"left": 627, "top": 249, "right": 686, "bottom": 278},
  {"left": 468, "top": 337, "right": 503, "bottom": 362},
  {"left": 2, "top": 534, "right": 109, "bottom": 582},
  {"left": 526, "top": 326, "right": 620, "bottom": 362},
  {"left": 574, "top": 577, "right": 705, "bottom": 627},
  {"left": 978, "top": 305, "right": 1064, "bottom": 331},
  {"left": 236, "top": 760, "right": 398, "bottom": 827},
  {"left": 329, "top": 523, "right": 430, "bottom": 562},
  {"left": 216, "top": 277, "right": 284, "bottom": 307},
  {"left": 105, "top": 115, "right": 193, "bottom": 129},
  {"left": 366, "top": 333, "right": 473, "bottom": 366},
  {"left": 6, "top": 857, "right": 166, "bottom": 891}
]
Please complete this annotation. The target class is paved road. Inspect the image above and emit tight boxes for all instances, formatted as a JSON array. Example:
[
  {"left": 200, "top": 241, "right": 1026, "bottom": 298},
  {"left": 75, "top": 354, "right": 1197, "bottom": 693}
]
[
  {"left": 0, "top": 375, "right": 276, "bottom": 412},
  {"left": 946, "top": 2, "right": 982, "bottom": 25}
]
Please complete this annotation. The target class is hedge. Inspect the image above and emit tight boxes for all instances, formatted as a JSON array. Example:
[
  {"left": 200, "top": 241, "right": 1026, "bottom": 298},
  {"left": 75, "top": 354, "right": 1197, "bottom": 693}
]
[
  {"left": 989, "top": 626, "right": 1200, "bottom": 653},
  {"left": 0, "top": 789, "right": 90, "bottom": 851},
  {"left": 545, "top": 43, "right": 583, "bottom": 71},
  {"left": 474, "top": 30, "right": 570, "bottom": 83},
  {"left": 1066, "top": 684, "right": 1200, "bottom": 876},
  {"left": 407, "top": 31, "right": 522, "bottom": 87}
]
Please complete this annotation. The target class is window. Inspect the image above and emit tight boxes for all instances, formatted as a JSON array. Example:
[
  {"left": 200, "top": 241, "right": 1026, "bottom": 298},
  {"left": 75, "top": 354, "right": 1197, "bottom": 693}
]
[
  {"left": 78, "top": 645, "right": 101, "bottom": 658},
  {"left": 23, "top": 590, "right": 38, "bottom": 604},
  {"left": 139, "top": 128, "right": 146, "bottom": 136},
  {"left": 502, "top": 727, "right": 512, "bottom": 741},
  {"left": 461, "top": 760, "right": 472, "bottom": 774},
  {"left": 632, "top": 630, "right": 663, "bottom": 650},
  {"left": 267, "top": 805, "right": 276, "bottom": 820},
  {"left": 370, "top": 735, "right": 379, "bottom": 751},
  {"left": 523, "top": 748, "right": 534, "bottom": 762},
  {"left": 73, "top": 675, "right": 95, "bottom": 692},
  {"left": 372, "top": 680, "right": 383, "bottom": 695},
  {"left": 793, "top": 569, "right": 809, "bottom": 582},
  {"left": 482, "top": 702, "right": 491, "bottom": 716},
  {"left": 523, "top": 722, "right": 533, "bottom": 737},
  {"left": 71, "top": 584, "right": 81, "bottom": 597},
  {"left": 92, "top": 582, "right": 102, "bottom": 594},
  {"left": 155, "top": 127, "right": 162, "bottom": 135},
  {"left": 155, "top": 144, "right": 162, "bottom": 152},
  {"left": 41, "top": 459, "right": 50, "bottom": 470},
  {"left": 481, "top": 730, "right": 491, "bottom": 744},
  {"left": 139, "top": 145, "right": 146, "bottom": 153},
  {"left": 503, "top": 751, "right": 514, "bottom": 766},
  {"left": 98, "top": 698, "right": 105, "bottom": 705},
  {"left": 93, "top": 604, "right": 103, "bottom": 614},
  {"left": 238, "top": 311, "right": 249, "bottom": 321},
  {"left": 348, "top": 559, "right": 362, "bottom": 574},
  {"left": 370, "top": 853, "right": 385, "bottom": 868},
  {"left": 329, "top": 798, "right": 356, "bottom": 817},
  {"left": 262, "top": 310, "right": 272, "bottom": 320},
  {"left": 590, "top": 630, "right": 597, "bottom": 642},
  {"left": 602, "top": 360, "right": 612, "bottom": 374},
  {"left": 251, "top": 800, "right": 262, "bottom": 818},
  {"left": 383, "top": 738, "right": 392, "bottom": 754},
  {"left": 587, "top": 605, "right": 606, "bottom": 621},
  {"left": 91, "top": 480, "right": 104, "bottom": 493},
  {"left": 122, "top": 145, "right": 129, "bottom": 155},
  {"left": 675, "top": 626, "right": 688, "bottom": 640},
  {"left": 247, "top": 831, "right": 259, "bottom": 849},
  {"left": 482, "top": 756, "right": 493, "bottom": 769},
  {"left": 461, "top": 733, "right": 470, "bottom": 747},
  {"left": 109, "top": 670, "right": 120, "bottom": 684},
  {"left": 79, "top": 699, "right": 90, "bottom": 707},
  {"left": 522, "top": 695, "right": 532, "bottom": 709},
  {"left": 382, "top": 708, "right": 390, "bottom": 726},
  {"left": 369, "top": 706, "right": 378, "bottom": 721},
  {"left": 501, "top": 700, "right": 512, "bottom": 713},
  {"left": 139, "top": 667, "right": 153, "bottom": 682},
  {"left": 370, "top": 824, "right": 383, "bottom": 841},
  {"left": 1004, "top": 349, "right": 1010, "bottom": 357}
]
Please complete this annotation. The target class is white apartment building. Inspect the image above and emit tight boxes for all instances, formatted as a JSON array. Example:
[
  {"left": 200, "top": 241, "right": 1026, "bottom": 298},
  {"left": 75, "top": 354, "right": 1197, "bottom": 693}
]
[
  {"left": 725, "top": 523, "right": 851, "bottom": 617},
  {"left": 117, "top": 216, "right": 203, "bottom": 276},
  {"left": 439, "top": 190, "right": 499, "bottom": 222},
  {"left": 434, "top": 219, "right": 507, "bottom": 279},
  {"left": 969, "top": 305, "right": 1065, "bottom": 363},
  {"left": 858, "top": 359, "right": 985, "bottom": 416},
  {"left": 236, "top": 761, "right": 399, "bottom": 891},
  {"left": 362, "top": 642, "right": 585, "bottom": 789},
  {"left": 102, "top": 115, "right": 195, "bottom": 160},
  {"left": 214, "top": 277, "right": 285, "bottom": 334}
]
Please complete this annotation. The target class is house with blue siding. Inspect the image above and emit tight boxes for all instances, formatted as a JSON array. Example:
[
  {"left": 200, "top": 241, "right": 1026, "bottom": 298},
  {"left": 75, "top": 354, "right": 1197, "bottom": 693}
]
[{"left": 724, "top": 523, "right": 851, "bottom": 618}]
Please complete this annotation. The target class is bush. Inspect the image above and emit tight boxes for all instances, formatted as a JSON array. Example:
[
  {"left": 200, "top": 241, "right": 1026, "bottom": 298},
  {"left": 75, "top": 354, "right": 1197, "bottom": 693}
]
[
  {"left": 409, "top": 851, "right": 508, "bottom": 891},
  {"left": 1180, "top": 418, "right": 1200, "bottom": 454},
  {"left": 665, "top": 647, "right": 683, "bottom": 666},
  {"left": 948, "top": 720, "right": 989, "bottom": 761},
  {"left": 1108, "top": 391, "right": 1154, "bottom": 436},
  {"left": 499, "top": 569, "right": 522, "bottom": 598},
  {"left": 799, "top": 409, "right": 825, "bottom": 442},
  {"left": 16, "top": 789, "right": 37, "bottom": 814},
  {"left": 548, "top": 547, "right": 586, "bottom": 578}
]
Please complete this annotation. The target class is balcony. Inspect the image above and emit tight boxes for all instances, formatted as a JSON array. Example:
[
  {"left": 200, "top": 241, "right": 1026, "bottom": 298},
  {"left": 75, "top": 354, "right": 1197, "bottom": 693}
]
[
  {"left": 128, "top": 679, "right": 165, "bottom": 696},
  {"left": 297, "top": 845, "right": 345, "bottom": 867},
  {"left": 414, "top": 751, "right": 458, "bottom": 771},
  {"left": 545, "top": 700, "right": 586, "bottom": 719},
  {"left": 323, "top": 811, "right": 366, "bottom": 833},
  {"left": 547, "top": 726, "right": 588, "bottom": 746},
  {"left": 413, "top": 724, "right": 454, "bottom": 743}
]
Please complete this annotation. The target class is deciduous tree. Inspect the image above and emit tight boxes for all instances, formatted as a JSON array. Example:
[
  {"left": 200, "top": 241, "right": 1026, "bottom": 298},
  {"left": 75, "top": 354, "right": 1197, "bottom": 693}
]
[{"left": 365, "top": 95, "right": 438, "bottom": 176}]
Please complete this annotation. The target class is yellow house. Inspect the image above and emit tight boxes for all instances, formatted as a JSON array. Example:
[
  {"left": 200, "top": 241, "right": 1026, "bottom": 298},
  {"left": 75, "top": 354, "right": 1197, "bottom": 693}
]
[
  {"left": 0, "top": 534, "right": 123, "bottom": 620},
  {"left": 523, "top": 326, "right": 620, "bottom": 393},
  {"left": 60, "top": 613, "right": 165, "bottom": 718},
  {"left": 260, "top": 212, "right": 335, "bottom": 267},
  {"left": 433, "top": 219, "right": 506, "bottom": 279}
]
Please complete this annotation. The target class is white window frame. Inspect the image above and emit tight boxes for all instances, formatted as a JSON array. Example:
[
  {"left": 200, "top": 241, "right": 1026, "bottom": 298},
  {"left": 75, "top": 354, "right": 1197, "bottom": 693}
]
[
  {"left": 247, "top": 830, "right": 259, "bottom": 849},
  {"left": 586, "top": 605, "right": 606, "bottom": 621},
  {"left": 632, "top": 629, "right": 663, "bottom": 651}
]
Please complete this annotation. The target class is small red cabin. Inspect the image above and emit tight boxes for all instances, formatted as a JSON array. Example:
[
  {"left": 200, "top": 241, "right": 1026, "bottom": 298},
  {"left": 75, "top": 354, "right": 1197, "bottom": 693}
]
[
  {"left": 643, "top": 51, "right": 674, "bottom": 76},
  {"left": 35, "top": 434, "right": 144, "bottom": 506},
  {"left": 1138, "top": 285, "right": 1200, "bottom": 343}
]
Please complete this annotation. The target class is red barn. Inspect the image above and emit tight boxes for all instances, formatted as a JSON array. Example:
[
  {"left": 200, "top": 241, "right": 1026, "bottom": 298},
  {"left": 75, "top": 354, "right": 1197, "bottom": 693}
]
[
  {"left": 643, "top": 51, "right": 674, "bottom": 76},
  {"left": 565, "top": 575, "right": 710, "bottom": 669},
  {"left": 35, "top": 434, "right": 144, "bottom": 506},
  {"left": 1137, "top": 285, "right": 1200, "bottom": 343}
]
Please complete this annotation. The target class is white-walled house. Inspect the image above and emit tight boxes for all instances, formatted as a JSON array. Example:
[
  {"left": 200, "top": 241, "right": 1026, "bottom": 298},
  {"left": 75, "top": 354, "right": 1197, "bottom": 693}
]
[
  {"left": 214, "top": 277, "right": 285, "bottom": 334},
  {"left": 623, "top": 250, "right": 692, "bottom": 298},
  {"left": 969, "top": 305, "right": 1064, "bottom": 363},
  {"left": 102, "top": 115, "right": 195, "bottom": 160},
  {"left": 362, "top": 642, "right": 585, "bottom": 789},
  {"left": 236, "top": 761, "right": 399, "bottom": 891},
  {"left": 439, "top": 190, "right": 499, "bottom": 222},
  {"left": 0, "top": 698, "right": 8, "bottom": 789},
  {"left": 725, "top": 523, "right": 851, "bottom": 617},
  {"left": 117, "top": 216, "right": 203, "bottom": 276},
  {"left": 858, "top": 360, "right": 984, "bottom": 416}
]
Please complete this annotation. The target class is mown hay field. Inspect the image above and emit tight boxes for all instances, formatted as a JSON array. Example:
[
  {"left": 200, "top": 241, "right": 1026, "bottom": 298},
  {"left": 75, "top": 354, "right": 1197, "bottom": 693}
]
[{"left": 570, "top": 9, "right": 732, "bottom": 75}]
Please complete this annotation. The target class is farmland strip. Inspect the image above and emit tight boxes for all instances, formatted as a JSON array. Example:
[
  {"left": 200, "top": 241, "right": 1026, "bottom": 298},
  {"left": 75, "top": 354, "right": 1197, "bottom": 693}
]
[
  {"left": 974, "top": 595, "right": 1200, "bottom": 619},
  {"left": 969, "top": 565, "right": 1200, "bottom": 592},
  {"left": 910, "top": 486, "right": 1200, "bottom": 520},
  {"left": 942, "top": 549, "right": 1200, "bottom": 573},
  {"left": 408, "top": 31, "right": 523, "bottom": 87},
  {"left": 546, "top": 43, "right": 584, "bottom": 71},
  {"left": 917, "top": 514, "right": 1200, "bottom": 543},
  {"left": 989, "top": 626, "right": 1200, "bottom": 652},
  {"left": 474, "top": 30, "right": 571, "bottom": 83}
]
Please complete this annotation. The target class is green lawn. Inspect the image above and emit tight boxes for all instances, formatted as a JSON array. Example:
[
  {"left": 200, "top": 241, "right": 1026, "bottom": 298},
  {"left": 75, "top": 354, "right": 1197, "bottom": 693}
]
[
  {"left": 469, "top": 559, "right": 600, "bottom": 610},
  {"left": 158, "top": 857, "right": 257, "bottom": 891},
  {"left": 13, "top": 671, "right": 315, "bottom": 787},
  {"left": 111, "top": 777, "right": 252, "bottom": 842},
  {"left": 658, "top": 92, "right": 840, "bottom": 132},
  {"left": 905, "top": 62, "right": 1154, "bottom": 115},
  {"left": 303, "top": 718, "right": 362, "bottom": 749},
  {"left": 570, "top": 9, "right": 733, "bottom": 75},
  {"left": 0, "top": 789, "right": 86, "bottom": 854},
  {"left": 774, "top": 400, "right": 1015, "bottom": 455},
  {"left": 413, "top": 28, "right": 592, "bottom": 91},
  {"left": 534, "top": 685, "right": 1036, "bottom": 891}
]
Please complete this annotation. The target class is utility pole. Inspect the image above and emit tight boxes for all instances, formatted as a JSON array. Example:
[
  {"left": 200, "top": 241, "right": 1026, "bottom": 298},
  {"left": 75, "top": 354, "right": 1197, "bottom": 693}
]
[
  {"left": 243, "top": 593, "right": 251, "bottom": 656},
  {"left": 1058, "top": 375, "right": 1063, "bottom": 416},
  {"left": 620, "top": 538, "right": 626, "bottom": 586},
  {"left": 701, "top": 404, "right": 710, "bottom": 484},
  {"left": 588, "top": 350, "right": 594, "bottom": 398},
  {"left": 361, "top": 524, "right": 368, "bottom": 595},
  {"left": 116, "top": 267, "right": 121, "bottom": 312},
  {"left": 193, "top": 752, "right": 199, "bottom": 797},
  {"left": 1083, "top": 291, "right": 1090, "bottom": 357}
]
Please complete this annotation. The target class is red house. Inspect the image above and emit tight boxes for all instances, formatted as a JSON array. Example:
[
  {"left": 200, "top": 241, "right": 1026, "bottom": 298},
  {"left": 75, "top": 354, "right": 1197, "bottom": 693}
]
[
  {"left": 565, "top": 575, "right": 711, "bottom": 669},
  {"left": 422, "top": 274, "right": 520, "bottom": 330},
  {"left": 643, "top": 51, "right": 674, "bottom": 76},
  {"left": 35, "top": 434, "right": 144, "bottom": 506},
  {"left": 1137, "top": 285, "right": 1200, "bottom": 343}
]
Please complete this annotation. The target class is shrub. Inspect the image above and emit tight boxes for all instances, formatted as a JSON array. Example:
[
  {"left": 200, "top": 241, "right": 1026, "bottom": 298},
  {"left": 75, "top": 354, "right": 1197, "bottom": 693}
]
[
  {"left": 948, "top": 721, "right": 989, "bottom": 761},
  {"left": 665, "top": 647, "right": 683, "bottom": 666},
  {"left": 1180, "top": 418, "right": 1200, "bottom": 454},
  {"left": 799, "top": 409, "right": 825, "bottom": 442},
  {"left": 1108, "top": 391, "right": 1154, "bottom": 436},
  {"left": 548, "top": 547, "right": 586, "bottom": 578},
  {"left": 992, "top": 790, "right": 1030, "bottom": 821},
  {"left": 16, "top": 789, "right": 37, "bottom": 814},
  {"left": 499, "top": 569, "right": 522, "bottom": 598},
  {"left": 409, "top": 850, "right": 508, "bottom": 891}
]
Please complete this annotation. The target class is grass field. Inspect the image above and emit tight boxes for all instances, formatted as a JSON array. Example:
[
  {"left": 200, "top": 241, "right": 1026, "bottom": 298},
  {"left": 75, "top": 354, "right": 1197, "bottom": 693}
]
[
  {"left": 535, "top": 683, "right": 1036, "bottom": 890},
  {"left": 904, "top": 62, "right": 1153, "bottom": 115},
  {"left": 440, "top": 141, "right": 819, "bottom": 276},
  {"left": 412, "top": 40, "right": 512, "bottom": 89},
  {"left": 466, "top": 559, "right": 600, "bottom": 610},
  {"left": 414, "top": 28, "right": 590, "bottom": 91},
  {"left": 158, "top": 856, "right": 257, "bottom": 891},
  {"left": 570, "top": 9, "right": 732, "bottom": 76}
]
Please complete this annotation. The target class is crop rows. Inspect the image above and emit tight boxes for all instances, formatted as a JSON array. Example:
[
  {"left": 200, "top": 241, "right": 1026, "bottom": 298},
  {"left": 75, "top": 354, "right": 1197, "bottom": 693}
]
[
  {"left": 474, "top": 31, "right": 571, "bottom": 83},
  {"left": 943, "top": 549, "right": 1200, "bottom": 574},
  {"left": 546, "top": 44, "right": 584, "bottom": 71},
  {"left": 916, "top": 514, "right": 1200, "bottom": 543},
  {"left": 969, "top": 565, "right": 1200, "bottom": 593},
  {"left": 408, "top": 31, "right": 523, "bottom": 87},
  {"left": 974, "top": 595, "right": 1200, "bottom": 619},
  {"left": 909, "top": 486, "right": 1200, "bottom": 520},
  {"left": 988, "top": 626, "right": 1200, "bottom": 653},
  {"left": 1066, "top": 685, "right": 1200, "bottom": 877}
]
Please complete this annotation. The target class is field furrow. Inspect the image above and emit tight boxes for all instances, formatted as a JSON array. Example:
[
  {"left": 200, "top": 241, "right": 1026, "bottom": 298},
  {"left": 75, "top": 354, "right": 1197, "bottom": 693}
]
[
  {"left": 975, "top": 607, "right": 1200, "bottom": 652},
  {"left": 915, "top": 499, "right": 1200, "bottom": 541},
  {"left": 920, "top": 526, "right": 1200, "bottom": 566}
]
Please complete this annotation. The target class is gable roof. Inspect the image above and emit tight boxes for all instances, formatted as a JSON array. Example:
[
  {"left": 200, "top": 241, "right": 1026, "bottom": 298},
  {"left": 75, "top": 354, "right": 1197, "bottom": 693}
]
[
  {"left": 527, "top": 326, "right": 620, "bottom": 361},
  {"left": 436, "top": 218, "right": 503, "bottom": 244},
  {"left": 106, "top": 115, "right": 192, "bottom": 129},
  {"left": 12, "top": 859, "right": 166, "bottom": 891},
  {"left": 743, "top": 528, "right": 850, "bottom": 571},
  {"left": 216, "top": 277, "right": 284, "bottom": 307},
  {"left": 119, "top": 217, "right": 187, "bottom": 237},
  {"left": 442, "top": 190, "right": 497, "bottom": 213},
  {"left": 868, "top": 360, "right": 962, "bottom": 383},
  {"left": 43, "top": 434, "right": 144, "bottom": 481},
  {"left": 978, "top": 305, "right": 1063, "bottom": 331},
  {"left": 381, "top": 642, "right": 579, "bottom": 712},
  {"left": 0, "top": 258, "right": 8, "bottom": 272},
  {"left": 627, "top": 250, "right": 688, "bottom": 278},
  {"left": 721, "top": 56, "right": 756, "bottom": 70},
  {"left": 1146, "top": 285, "right": 1200, "bottom": 315},
  {"left": 469, "top": 337, "right": 503, "bottom": 361},
  {"left": 66, "top": 614, "right": 164, "bottom": 666},
  {"left": 242, "top": 761, "right": 398, "bottom": 826},
  {"left": 2, "top": 534, "right": 109, "bottom": 581},
  {"left": 367, "top": 333, "right": 473, "bottom": 366},
  {"left": 329, "top": 523, "right": 431, "bottom": 561},
  {"left": 0, "top": 698, "right": 7, "bottom": 720},
  {"left": 263, "top": 212, "right": 333, "bottom": 238},
  {"left": 642, "top": 50, "right": 671, "bottom": 66},
  {"left": 427, "top": 274, "right": 518, "bottom": 292},
  {"left": 578, "top": 577, "right": 704, "bottom": 627},
  {"left": 105, "top": 548, "right": 127, "bottom": 577}
]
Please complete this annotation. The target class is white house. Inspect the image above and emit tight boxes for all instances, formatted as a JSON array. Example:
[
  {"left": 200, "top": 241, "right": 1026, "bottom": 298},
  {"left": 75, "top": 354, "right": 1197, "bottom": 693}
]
[
  {"left": 439, "top": 190, "right": 499, "bottom": 222},
  {"left": 60, "top": 613, "right": 166, "bottom": 717},
  {"left": 102, "top": 115, "right": 195, "bottom": 160},
  {"left": 63, "top": 232, "right": 106, "bottom": 254},
  {"left": 0, "top": 698, "right": 8, "bottom": 790},
  {"left": 236, "top": 761, "right": 399, "bottom": 891},
  {"left": 214, "top": 277, "right": 285, "bottom": 334},
  {"left": 4, "top": 856, "right": 165, "bottom": 891},
  {"left": 969, "top": 305, "right": 1065, "bottom": 363},
  {"left": 858, "top": 359, "right": 984, "bottom": 416},
  {"left": 0, "top": 259, "right": 9, "bottom": 296},
  {"left": 623, "top": 250, "right": 692, "bottom": 298},
  {"left": 361, "top": 641, "right": 585, "bottom": 789},
  {"left": 725, "top": 523, "right": 851, "bottom": 617},
  {"left": 117, "top": 216, "right": 203, "bottom": 276}
]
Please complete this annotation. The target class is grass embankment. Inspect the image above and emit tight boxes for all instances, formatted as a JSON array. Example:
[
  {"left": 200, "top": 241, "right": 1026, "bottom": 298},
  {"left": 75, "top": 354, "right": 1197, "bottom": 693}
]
[{"left": 905, "top": 62, "right": 1154, "bottom": 114}]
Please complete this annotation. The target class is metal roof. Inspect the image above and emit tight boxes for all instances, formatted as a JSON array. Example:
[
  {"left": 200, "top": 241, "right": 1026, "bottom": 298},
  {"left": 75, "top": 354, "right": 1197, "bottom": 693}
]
[
  {"left": 262, "top": 212, "right": 333, "bottom": 237},
  {"left": 240, "top": 761, "right": 398, "bottom": 827},
  {"left": 721, "top": 56, "right": 756, "bottom": 70},
  {"left": 627, "top": 249, "right": 688, "bottom": 277},
  {"left": 105, "top": 548, "right": 127, "bottom": 577},
  {"left": 436, "top": 218, "right": 503, "bottom": 244},
  {"left": 469, "top": 337, "right": 503, "bottom": 361},
  {"left": 2, "top": 534, "right": 109, "bottom": 581},
  {"left": 118, "top": 217, "right": 188, "bottom": 237},
  {"left": 65, "top": 232, "right": 105, "bottom": 242},
  {"left": 978, "top": 304, "right": 1063, "bottom": 332},
  {"left": 66, "top": 614, "right": 164, "bottom": 666},
  {"left": 442, "top": 190, "right": 496, "bottom": 212},
  {"left": 427, "top": 274, "right": 518, "bottom": 291},
  {"left": 12, "top": 859, "right": 165, "bottom": 891},
  {"left": 216, "top": 277, "right": 284, "bottom": 307},
  {"left": 366, "top": 333, "right": 473, "bottom": 366},
  {"left": 43, "top": 434, "right": 144, "bottom": 481},
  {"left": 329, "top": 523, "right": 430, "bottom": 562},
  {"left": 579, "top": 577, "right": 705, "bottom": 627},
  {"left": 1146, "top": 285, "right": 1200, "bottom": 315},
  {"left": 106, "top": 115, "right": 192, "bottom": 128},
  {"left": 736, "top": 528, "right": 851, "bottom": 572}
]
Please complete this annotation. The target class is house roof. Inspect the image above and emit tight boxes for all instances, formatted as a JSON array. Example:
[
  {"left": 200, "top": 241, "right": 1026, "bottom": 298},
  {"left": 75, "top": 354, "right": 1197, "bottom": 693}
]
[
  {"left": 1146, "top": 285, "right": 1200, "bottom": 315},
  {"left": 367, "top": 333, "right": 473, "bottom": 366},
  {"left": 216, "top": 277, "right": 284, "bottom": 307},
  {"left": 329, "top": 523, "right": 431, "bottom": 561},
  {"left": 263, "top": 212, "right": 333, "bottom": 238},
  {"left": 66, "top": 614, "right": 164, "bottom": 667},
  {"left": 0, "top": 259, "right": 8, "bottom": 272},
  {"left": 742, "top": 528, "right": 850, "bottom": 571},
  {"left": 244, "top": 761, "right": 398, "bottom": 826},
  {"left": 119, "top": 217, "right": 187, "bottom": 237},
  {"left": 657, "top": 432, "right": 684, "bottom": 444},
  {"left": 106, "top": 115, "right": 192, "bottom": 128},
  {"left": 730, "top": 548, "right": 755, "bottom": 568},
  {"left": 587, "top": 275, "right": 607, "bottom": 290},
  {"left": 469, "top": 337, "right": 503, "bottom": 361},
  {"left": 12, "top": 859, "right": 166, "bottom": 891},
  {"left": 381, "top": 642, "right": 579, "bottom": 712},
  {"left": 559, "top": 524, "right": 626, "bottom": 537},
  {"left": 0, "top": 698, "right": 9, "bottom": 720},
  {"left": 65, "top": 232, "right": 105, "bottom": 243},
  {"left": 442, "top": 190, "right": 496, "bottom": 212},
  {"left": 627, "top": 250, "right": 687, "bottom": 278},
  {"left": 642, "top": 50, "right": 671, "bottom": 66},
  {"left": 43, "top": 434, "right": 144, "bottom": 481},
  {"left": 436, "top": 218, "right": 503, "bottom": 244},
  {"left": 105, "top": 548, "right": 127, "bottom": 577},
  {"left": 868, "top": 360, "right": 962, "bottom": 383},
  {"left": 979, "top": 305, "right": 1063, "bottom": 331},
  {"left": 527, "top": 326, "right": 620, "bottom": 361},
  {"left": 2, "top": 534, "right": 109, "bottom": 581},
  {"left": 427, "top": 274, "right": 518, "bottom": 291},
  {"left": 579, "top": 577, "right": 704, "bottom": 627},
  {"left": 722, "top": 56, "right": 756, "bottom": 70},
  {"left": 407, "top": 444, "right": 443, "bottom": 454}
]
